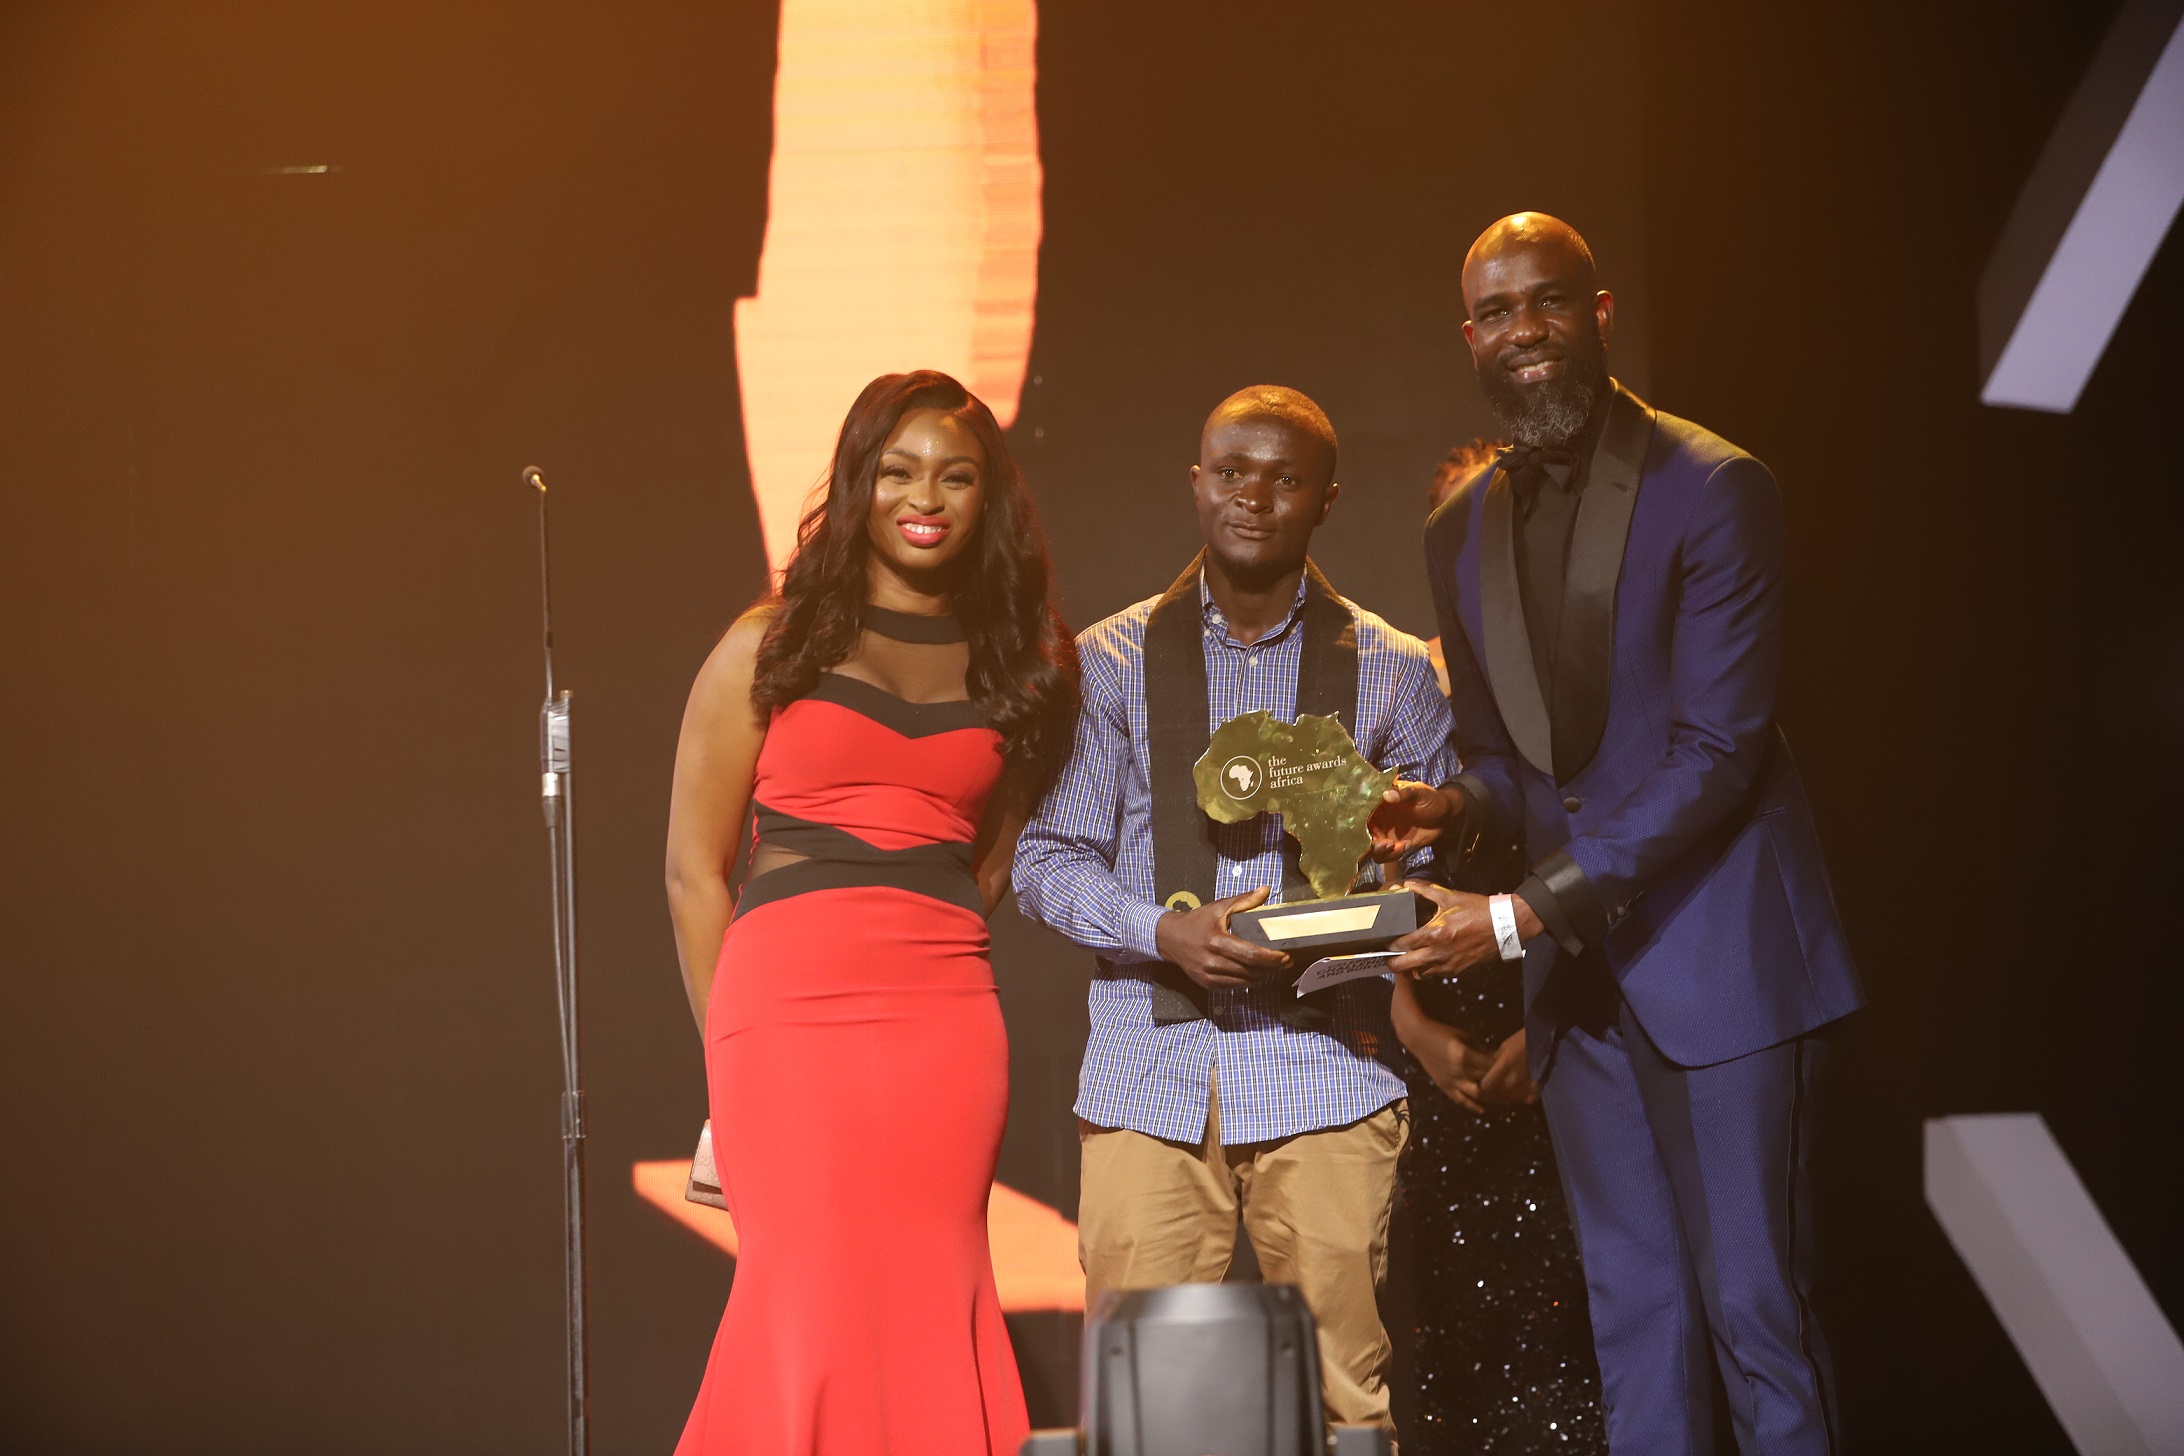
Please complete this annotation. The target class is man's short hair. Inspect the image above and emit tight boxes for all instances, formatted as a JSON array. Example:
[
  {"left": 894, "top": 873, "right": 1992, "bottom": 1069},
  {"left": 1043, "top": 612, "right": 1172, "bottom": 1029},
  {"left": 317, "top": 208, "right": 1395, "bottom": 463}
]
[{"left": 1207, "top": 385, "right": 1339, "bottom": 471}]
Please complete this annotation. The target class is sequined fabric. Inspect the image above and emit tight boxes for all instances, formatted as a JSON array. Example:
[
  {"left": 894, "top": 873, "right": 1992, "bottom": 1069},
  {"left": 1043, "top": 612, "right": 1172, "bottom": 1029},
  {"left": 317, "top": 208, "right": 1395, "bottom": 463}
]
[{"left": 1403, "top": 962, "right": 1607, "bottom": 1454}]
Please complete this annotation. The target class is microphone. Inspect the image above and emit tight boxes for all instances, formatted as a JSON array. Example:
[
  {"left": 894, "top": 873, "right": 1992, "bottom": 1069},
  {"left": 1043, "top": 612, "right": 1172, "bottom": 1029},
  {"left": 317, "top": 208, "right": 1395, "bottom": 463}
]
[{"left": 520, "top": 450, "right": 590, "bottom": 1456}]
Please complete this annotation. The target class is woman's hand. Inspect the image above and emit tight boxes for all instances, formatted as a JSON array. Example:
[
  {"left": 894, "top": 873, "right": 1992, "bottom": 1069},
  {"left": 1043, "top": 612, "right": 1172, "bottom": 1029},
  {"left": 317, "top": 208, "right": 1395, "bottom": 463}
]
[
  {"left": 1390, "top": 975, "right": 1493, "bottom": 1112},
  {"left": 1416, "top": 1020, "right": 1494, "bottom": 1113},
  {"left": 1477, "top": 1027, "right": 1539, "bottom": 1106}
]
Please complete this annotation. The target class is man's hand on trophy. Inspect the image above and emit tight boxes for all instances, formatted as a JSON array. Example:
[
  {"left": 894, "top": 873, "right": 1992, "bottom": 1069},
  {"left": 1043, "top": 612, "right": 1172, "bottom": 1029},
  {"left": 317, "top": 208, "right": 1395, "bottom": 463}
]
[
  {"left": 1369, "top": 779, "right": 1459, "bottom": 861},
  {"left": 1155, "top": 886, "right": 1292, "bottom": 990},
  {"left": 1386, "top": 880, "right": 1500, "bottom": 978}
]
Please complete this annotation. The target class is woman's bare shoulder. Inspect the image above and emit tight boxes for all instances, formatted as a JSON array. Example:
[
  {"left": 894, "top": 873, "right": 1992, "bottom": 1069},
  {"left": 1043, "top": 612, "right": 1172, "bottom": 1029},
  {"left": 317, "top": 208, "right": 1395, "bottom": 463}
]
[{"left": 689, "top": 602, "right": 779, "bottom": 704}]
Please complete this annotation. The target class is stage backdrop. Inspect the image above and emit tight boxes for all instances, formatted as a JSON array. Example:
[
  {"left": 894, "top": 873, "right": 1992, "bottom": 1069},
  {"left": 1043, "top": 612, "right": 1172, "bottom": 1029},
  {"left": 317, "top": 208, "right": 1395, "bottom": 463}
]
[{"left": 1, "top": 2, "right": 2176, "bottom": 1454}]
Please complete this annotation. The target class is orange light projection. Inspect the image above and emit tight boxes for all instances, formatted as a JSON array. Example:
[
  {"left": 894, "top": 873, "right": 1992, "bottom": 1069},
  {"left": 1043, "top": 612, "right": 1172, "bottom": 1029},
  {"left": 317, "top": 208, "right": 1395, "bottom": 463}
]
[
  {"left": 632, "top": 1159, "right": 1086, "bottom": 1312},
  {"left": 736, "top": 0, "right": 1043, "bottom": 573}
]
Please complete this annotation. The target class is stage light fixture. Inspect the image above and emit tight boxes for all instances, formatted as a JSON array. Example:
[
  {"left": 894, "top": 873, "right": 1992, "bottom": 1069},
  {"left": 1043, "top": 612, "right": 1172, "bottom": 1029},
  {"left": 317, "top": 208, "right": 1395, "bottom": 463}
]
[{"left": 1077, "top": 1284, "right": 1326, "bottom": 1456}]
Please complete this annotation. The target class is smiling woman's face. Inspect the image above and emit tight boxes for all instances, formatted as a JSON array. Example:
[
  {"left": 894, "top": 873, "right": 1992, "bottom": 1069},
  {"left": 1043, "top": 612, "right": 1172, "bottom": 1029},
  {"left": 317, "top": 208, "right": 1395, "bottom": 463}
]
[{"left": 865, "top": 407, "right": 987, "bottom": 582}]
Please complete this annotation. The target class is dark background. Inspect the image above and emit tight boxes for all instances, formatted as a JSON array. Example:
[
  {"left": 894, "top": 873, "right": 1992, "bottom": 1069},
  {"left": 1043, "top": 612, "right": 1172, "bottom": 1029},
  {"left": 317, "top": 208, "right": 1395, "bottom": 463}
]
[{"left": 1, "top": 2, "right": 2176, "bottom": 1453}]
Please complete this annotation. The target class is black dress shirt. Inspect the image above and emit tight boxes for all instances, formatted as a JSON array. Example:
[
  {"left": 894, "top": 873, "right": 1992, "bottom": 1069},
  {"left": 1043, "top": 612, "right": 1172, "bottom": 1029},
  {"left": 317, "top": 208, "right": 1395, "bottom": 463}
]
[
  {"left": 1448, "top": 406, "right": 1613, "bottom": 956},
  {"left": 1511, "top": 449, "right": 1583, "bottom": 691},
  {"left": 1504, "top": 406, "right": 1610, "bottom": 714}
]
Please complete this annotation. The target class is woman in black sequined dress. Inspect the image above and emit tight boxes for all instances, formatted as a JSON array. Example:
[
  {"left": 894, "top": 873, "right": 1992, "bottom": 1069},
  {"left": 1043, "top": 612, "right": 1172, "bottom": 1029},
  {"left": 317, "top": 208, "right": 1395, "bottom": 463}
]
[
  {"left": 1395, "top": 965, "right": 1606, "bottom": 1454},
  {"left": 1399, "top": 439, "right": 1606, "bottom": 1454}
]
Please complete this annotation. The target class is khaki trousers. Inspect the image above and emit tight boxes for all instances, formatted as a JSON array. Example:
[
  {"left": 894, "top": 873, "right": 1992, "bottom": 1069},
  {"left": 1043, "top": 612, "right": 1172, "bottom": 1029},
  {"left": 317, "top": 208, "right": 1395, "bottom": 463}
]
[{"left": 1077, "top": 1079, "right": 1409, "bottom": 1429}]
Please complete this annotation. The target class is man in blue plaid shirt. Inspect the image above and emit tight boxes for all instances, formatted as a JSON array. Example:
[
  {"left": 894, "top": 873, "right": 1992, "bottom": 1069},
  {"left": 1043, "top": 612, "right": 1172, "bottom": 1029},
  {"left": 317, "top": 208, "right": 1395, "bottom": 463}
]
[{"left": 1014, "top": 386, "right": 1457, "bottom": 1430}]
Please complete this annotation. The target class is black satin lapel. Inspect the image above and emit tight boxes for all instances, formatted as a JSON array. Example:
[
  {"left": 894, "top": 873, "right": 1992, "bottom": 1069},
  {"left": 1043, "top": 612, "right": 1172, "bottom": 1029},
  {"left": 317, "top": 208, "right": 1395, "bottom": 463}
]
[
  {"left": 1295, "top": 560, "right": 1360, "bottom": 727},
  {"left": 1479, "top": 469, "right": 1556, "bottom": 776},
  {"left": 1145, "top": 551, "right": 1218, "bottom": 908},
  {"left": 1142, "top": 552, "right": 1218, "bottom": 1023},
  {"left": 1550, "top": 383, "right": 1654, "bottom": 781}
]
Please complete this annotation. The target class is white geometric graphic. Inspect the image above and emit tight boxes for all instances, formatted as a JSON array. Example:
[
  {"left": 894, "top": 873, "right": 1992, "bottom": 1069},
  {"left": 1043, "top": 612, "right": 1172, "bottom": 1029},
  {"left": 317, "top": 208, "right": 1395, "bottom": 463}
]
[
  {"left": 1925, "top": 1114, "right": 2184, "bottom": 1455},
  {"left": 1980, "top": 0, "right": 2184, "bottom": 413}
]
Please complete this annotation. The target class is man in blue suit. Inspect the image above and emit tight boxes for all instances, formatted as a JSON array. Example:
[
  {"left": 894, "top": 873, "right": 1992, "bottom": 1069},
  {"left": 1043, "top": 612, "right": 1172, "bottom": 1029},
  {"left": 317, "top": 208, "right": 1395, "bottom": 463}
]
[{"left": 1375, "top": 213, "right": 1862, "bottom": 1454}]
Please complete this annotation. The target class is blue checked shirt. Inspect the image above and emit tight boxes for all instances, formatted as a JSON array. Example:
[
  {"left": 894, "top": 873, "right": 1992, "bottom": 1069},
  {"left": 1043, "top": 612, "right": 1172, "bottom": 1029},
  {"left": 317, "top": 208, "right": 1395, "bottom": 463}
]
[{"left": 1013, "top": 571, "right": 1459, "bottom": 1146}]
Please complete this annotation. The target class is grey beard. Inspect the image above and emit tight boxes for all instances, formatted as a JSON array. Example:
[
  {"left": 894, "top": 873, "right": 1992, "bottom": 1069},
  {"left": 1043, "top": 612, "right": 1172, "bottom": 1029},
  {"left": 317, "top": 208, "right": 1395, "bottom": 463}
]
[{"left": 1481, "top": 355, "right": 1609, "bottom": 447}]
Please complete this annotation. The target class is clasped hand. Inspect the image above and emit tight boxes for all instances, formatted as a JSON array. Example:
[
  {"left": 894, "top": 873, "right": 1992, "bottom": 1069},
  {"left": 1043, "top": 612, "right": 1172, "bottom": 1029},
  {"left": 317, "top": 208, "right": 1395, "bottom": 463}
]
[{"left": 1396, "top": 972, "right": 1540, "bottom": 1112}]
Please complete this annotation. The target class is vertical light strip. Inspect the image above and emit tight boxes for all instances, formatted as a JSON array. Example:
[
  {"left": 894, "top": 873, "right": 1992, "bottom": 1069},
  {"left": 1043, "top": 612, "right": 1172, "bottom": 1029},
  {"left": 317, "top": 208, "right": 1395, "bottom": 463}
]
[
  {"left": 735, "top": 0, "right": 1042, "bottom": 574},
  {"left": 1980, "top": 0, "right": 2184, "bottom": 413},
  {"left": 1925, "top": 1114, "right": 2184, "bottom": 1453}
]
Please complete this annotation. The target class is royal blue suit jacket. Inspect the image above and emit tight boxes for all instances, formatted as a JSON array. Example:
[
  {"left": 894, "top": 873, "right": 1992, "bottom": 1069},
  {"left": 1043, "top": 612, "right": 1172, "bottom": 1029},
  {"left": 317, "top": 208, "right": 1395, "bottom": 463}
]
[{"left": 1426, "top": 382, "right": 1862, "bottom": 1071}]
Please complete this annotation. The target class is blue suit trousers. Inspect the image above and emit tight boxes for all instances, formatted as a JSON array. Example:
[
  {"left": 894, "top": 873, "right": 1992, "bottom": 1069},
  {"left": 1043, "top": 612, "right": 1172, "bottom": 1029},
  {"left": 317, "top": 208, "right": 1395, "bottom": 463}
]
[{"left": 1539, "top": 981, "right": 1838, "bottom": 1456}]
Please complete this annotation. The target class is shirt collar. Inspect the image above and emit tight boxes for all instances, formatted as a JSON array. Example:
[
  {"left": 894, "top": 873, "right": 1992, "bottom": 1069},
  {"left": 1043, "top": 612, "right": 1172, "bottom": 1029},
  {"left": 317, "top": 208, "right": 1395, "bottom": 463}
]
[{"left": 1197, "top": 567, "right": 1310, "bottom": 648}]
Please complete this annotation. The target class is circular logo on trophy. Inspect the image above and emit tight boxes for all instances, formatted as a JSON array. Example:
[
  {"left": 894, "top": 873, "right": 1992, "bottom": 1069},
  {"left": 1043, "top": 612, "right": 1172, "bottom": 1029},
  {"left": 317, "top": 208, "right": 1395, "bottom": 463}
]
[{"left": 1219, "top": 754, "right": 1262, "bottom": 801}]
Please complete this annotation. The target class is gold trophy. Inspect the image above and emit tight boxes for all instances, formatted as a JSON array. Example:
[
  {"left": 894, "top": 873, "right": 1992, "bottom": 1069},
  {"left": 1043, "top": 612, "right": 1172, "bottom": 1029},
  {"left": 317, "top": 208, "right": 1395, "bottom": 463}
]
[{"left": 1192, "top": 710, "right": 1431, "bottom": 993}]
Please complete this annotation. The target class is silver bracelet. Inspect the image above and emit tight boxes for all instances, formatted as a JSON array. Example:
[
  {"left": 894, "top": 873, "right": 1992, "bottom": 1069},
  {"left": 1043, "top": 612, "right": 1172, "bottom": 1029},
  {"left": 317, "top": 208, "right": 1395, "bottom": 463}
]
[{"left": 1488, "top": 893, "right": 1524, "bottom": 962}]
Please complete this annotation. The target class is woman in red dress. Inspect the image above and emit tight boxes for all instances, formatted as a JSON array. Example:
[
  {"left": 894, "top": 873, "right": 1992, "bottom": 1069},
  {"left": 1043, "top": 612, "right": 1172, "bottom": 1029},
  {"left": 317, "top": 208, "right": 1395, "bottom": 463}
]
[{"left": 664, "top": 371, "right": 1078, "bottom": 1456}]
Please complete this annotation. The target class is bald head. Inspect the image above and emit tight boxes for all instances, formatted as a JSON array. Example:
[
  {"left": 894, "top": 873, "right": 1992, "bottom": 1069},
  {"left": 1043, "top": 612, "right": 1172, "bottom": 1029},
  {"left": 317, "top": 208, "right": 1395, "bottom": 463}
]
[
  {"left": 1462, "top": 212, "right": 1599, "bottom": 308},
  {"left": 1460, "top": 213, "right": 1616, "bottom": 447},
  {"left": 1204, "top": 386, "right": 1337, "bottom": 470}
]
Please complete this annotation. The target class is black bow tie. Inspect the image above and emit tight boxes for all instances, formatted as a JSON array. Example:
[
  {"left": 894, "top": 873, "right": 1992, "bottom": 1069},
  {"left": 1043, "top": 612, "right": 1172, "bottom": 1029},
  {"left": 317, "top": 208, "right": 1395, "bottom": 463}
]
[{"left": 1499, "top": 445, "right": 1581, "bottom": 513}]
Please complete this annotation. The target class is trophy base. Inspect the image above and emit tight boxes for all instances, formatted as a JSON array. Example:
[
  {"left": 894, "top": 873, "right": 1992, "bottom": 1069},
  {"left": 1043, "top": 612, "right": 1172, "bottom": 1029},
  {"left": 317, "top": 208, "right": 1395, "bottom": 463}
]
[{"left": 1231, "top": 888, "right": 1429, "bottom": 958}]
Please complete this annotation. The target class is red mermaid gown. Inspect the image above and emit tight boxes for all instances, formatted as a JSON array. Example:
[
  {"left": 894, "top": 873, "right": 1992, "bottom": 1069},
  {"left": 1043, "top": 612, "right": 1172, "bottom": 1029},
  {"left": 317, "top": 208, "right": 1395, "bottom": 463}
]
[{"left": 675, "top": 665, "right": 1029, "bottom": 1456}]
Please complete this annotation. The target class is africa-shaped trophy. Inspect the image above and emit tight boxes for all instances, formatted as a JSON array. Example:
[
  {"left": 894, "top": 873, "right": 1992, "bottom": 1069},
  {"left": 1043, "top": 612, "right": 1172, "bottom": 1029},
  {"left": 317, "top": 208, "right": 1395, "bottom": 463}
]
[{"left": 1192, "top": 710, "right": 1431, "bottom": 990}]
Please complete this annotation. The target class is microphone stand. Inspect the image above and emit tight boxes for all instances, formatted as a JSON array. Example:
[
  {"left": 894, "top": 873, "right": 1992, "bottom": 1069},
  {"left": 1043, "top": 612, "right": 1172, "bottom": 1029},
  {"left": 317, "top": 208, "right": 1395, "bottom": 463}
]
[{"left": 525, "top": 465, "right": 590, "bottom": 1456}]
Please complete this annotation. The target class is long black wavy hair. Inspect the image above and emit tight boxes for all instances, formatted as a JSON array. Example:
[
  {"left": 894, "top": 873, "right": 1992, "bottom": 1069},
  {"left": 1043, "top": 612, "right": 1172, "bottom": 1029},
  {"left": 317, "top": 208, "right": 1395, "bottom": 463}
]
[{"left": 750, "top": 370, "right": 1080, "bottom": 796}]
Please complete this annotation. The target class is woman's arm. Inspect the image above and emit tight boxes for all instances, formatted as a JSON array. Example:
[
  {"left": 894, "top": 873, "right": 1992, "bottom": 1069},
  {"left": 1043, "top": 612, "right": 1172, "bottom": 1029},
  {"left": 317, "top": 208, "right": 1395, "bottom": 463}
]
[
  {"left": 664, "top": 611, "right": 773, "bottom": 1035},
  {"left": 1390, "top": 974, "right": 1493, "bottom": 1113}
]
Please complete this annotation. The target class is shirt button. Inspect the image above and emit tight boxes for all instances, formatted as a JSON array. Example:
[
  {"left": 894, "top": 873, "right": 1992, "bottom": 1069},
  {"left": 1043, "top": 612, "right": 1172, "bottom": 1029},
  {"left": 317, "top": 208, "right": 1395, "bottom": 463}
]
[{"left": 1563, "top": 796, "right": 1583, "bottom": 813}]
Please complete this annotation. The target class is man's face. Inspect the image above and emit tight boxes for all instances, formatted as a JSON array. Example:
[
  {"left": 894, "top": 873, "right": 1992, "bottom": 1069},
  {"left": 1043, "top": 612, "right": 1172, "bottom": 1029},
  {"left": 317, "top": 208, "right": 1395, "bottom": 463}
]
[
  {"left": 1190, "top": 414, "right": 1338, "bottom": 584},
  {"left": 1462, "top": 243, "right": 1615, "bottom": 447}
]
